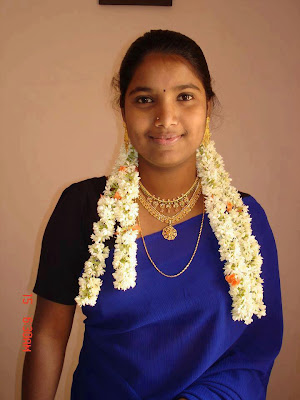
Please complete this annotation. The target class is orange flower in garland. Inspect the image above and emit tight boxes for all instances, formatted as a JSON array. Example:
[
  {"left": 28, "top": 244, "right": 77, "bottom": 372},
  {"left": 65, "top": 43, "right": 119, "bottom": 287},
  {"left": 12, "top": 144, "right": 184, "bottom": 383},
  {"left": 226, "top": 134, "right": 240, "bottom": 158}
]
[
  {"left": 114, "top": 192, "right": 122, "bottom": 200},
  {"left": 225, "top": 273, "right": 241, "bottom": 287},
  {"left": 226, "top": 202, "right": 233, "bottom": 212},
  {"left": 130, "top": 224, "right": 141, "bottom": 232}
]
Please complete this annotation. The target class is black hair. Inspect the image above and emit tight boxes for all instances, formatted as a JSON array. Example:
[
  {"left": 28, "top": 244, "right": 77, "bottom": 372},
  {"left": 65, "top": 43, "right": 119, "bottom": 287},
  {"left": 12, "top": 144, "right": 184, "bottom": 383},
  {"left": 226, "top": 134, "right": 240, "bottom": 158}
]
[{"left": 111, "top": 29, "right": 217, "bottom": 111}]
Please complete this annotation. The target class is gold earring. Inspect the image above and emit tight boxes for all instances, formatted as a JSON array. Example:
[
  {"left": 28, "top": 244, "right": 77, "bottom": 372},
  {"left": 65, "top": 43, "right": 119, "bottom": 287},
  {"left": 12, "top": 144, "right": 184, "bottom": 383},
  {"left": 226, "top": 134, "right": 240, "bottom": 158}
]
[
  {"left": 202, "top": 117, "right": 211, "bottom": 146},
  {"left": 123, "top": 122, "right": 129, "bottom": 152}
]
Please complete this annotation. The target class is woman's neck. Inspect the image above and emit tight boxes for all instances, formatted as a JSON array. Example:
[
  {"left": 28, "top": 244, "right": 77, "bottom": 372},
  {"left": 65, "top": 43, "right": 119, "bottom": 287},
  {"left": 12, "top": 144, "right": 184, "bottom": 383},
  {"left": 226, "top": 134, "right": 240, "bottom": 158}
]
[{"left": 137, "top": 156, "right": 198, "bottom": 199}]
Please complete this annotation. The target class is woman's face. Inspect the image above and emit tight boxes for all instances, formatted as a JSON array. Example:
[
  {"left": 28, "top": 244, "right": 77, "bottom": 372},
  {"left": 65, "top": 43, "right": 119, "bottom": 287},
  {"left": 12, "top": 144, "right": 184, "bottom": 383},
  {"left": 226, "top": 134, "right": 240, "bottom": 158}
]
[{"left": 122, "top": 53, "right": 211, "bottom": 170}]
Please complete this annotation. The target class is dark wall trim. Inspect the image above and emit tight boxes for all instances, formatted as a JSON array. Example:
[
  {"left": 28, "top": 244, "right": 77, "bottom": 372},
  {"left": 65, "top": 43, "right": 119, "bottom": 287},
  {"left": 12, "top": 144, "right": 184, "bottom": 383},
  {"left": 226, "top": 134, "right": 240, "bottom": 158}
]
[{"left": 99, "top": 0, "right": 172, "bottom": 6}]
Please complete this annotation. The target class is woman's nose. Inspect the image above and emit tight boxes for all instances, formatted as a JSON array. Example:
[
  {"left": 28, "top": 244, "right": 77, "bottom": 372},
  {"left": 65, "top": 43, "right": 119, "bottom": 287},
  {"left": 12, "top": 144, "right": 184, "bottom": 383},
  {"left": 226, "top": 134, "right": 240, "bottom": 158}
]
[{"left": 154, "top": 101, "right": 178, "bottom": 128}]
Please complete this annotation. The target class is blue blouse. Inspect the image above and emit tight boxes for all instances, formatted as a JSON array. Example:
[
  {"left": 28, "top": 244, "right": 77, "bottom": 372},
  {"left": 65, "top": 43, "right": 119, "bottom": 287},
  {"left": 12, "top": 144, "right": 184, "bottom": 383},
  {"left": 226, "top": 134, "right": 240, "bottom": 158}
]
[{"left": 69, "top": 192, "right": 283, "bottom": 400}]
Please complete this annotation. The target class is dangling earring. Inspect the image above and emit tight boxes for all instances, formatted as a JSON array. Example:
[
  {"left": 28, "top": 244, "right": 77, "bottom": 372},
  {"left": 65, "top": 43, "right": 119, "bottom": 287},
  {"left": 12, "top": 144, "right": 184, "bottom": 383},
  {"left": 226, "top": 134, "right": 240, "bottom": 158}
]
[
  {"left": 202, "top": 117, "right": 211, "bottom": 146},
  {"left": 123, "top": 122, "right": 129, "bottom": 152}
]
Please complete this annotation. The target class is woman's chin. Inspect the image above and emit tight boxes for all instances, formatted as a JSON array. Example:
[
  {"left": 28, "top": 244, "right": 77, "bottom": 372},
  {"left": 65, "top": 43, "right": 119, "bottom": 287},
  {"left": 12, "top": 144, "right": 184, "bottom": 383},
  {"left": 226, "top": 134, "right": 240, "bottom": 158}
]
[{"left": 138, "top": 152, "right": 195, "bottom": 171}]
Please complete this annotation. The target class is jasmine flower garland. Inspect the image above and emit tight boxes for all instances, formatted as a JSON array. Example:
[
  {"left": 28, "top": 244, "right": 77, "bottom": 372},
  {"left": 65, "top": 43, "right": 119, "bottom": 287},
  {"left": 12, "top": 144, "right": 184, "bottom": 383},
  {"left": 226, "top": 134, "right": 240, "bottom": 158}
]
[
  {"left": 75, "top": 140, "right": 266, "bottom": 325},
  {"left": 75, "top": 144, "right": 139, "bottom": 306},
  {"left": 196, "top": 141, "right": 266, "bottom": 324}
]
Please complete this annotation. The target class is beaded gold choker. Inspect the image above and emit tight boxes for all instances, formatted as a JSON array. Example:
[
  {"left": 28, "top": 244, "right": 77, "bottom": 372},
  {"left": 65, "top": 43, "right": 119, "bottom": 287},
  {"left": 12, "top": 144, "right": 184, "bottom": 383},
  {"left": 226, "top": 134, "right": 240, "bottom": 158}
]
[
  {"left": 139, "top": 176, "right": 199, "bottom": 213},
  {"left": 138, "top": 179, "right": 202, "bottom": 240}
]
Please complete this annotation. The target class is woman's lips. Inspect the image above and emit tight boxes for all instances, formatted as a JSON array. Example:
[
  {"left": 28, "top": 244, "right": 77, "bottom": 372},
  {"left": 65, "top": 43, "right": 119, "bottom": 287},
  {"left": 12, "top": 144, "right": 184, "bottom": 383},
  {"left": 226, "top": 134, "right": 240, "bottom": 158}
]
[{"left": 150, "top": 135, "right": 182, "bottom": 145}]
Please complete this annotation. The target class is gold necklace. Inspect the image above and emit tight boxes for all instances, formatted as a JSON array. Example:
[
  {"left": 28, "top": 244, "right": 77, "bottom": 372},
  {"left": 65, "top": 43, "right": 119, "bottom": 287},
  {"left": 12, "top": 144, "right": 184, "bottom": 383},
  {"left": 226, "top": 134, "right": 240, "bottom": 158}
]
[
  {"left": 137, "top": 196, "right": 205, "bottom": 278},
  {"left": 139, "top": 177, "right": 199, "bottom": 213},
  {"left": 138, "top": 181, "right": 202, "bottom": 240}
]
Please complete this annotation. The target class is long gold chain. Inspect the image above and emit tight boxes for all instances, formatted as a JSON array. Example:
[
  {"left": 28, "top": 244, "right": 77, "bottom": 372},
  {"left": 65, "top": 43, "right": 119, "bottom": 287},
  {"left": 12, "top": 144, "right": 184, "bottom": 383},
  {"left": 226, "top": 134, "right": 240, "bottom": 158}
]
[
  {"left": 139, "top": 176, "right": 199, "bottom": 212},
  {"left": 137, "top": 196, "right": 205, "bottom": 278}
]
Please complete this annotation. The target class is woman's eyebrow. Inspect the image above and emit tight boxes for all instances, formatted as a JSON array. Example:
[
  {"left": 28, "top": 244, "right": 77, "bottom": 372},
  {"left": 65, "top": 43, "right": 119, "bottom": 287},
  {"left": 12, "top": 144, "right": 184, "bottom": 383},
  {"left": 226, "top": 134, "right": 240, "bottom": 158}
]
[
  {"left": 128, "top": 83, "right": 201, "bottom": 97},
  {"left": 175, "top": 84, "right": 201, "bottom": 92},
  {"left": 128, "top": 86, "right": 152, "bottom": 96}
]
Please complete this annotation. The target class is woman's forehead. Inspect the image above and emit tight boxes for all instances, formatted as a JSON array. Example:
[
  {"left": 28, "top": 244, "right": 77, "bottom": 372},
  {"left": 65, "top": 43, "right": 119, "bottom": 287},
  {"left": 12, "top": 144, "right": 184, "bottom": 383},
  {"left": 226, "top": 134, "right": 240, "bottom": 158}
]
[{"left": 129, "top": 53, "right": 203, "bottom": 89}]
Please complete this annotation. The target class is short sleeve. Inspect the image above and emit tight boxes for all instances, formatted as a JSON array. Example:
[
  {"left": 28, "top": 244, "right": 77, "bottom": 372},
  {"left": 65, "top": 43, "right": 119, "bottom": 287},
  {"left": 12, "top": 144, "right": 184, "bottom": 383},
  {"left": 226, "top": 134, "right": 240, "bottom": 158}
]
[{"left": 33, "top": 182, "right": 89, "bottom": 305}]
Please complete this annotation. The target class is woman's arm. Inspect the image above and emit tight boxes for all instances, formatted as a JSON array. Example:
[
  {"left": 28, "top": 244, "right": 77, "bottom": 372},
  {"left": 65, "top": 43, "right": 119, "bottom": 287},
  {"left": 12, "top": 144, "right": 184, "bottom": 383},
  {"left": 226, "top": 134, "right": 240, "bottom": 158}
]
[{"left": 22, "top": 296, "right": 76, "bottom": 400}]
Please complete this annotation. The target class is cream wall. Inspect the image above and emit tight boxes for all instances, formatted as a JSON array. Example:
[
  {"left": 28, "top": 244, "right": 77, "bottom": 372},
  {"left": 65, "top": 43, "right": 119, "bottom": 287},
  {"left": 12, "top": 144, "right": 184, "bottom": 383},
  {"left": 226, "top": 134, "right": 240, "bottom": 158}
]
[{"left": 1, "top": 0, "right": 299, "bottom": 399}]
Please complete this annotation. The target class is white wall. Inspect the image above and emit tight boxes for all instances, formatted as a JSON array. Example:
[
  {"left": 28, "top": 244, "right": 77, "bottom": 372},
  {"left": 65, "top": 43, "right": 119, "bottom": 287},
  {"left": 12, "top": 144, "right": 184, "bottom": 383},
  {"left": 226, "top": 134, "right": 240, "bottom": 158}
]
[{"left": 1, "top": 1, "right": 299, "bottom": 399}]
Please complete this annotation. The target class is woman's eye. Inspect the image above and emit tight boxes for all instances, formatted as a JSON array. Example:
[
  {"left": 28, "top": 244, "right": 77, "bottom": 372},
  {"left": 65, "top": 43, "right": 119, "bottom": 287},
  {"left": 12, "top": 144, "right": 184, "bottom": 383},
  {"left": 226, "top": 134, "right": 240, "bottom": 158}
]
[
  {"left": 136, "top": 96, "right": 153, "bottom": 104},
  {"left": 135, "top": 94, "right": 193, "bottom": 103},
  {"left": 178, "top": 93, "right": 193, "bottom": 101}
]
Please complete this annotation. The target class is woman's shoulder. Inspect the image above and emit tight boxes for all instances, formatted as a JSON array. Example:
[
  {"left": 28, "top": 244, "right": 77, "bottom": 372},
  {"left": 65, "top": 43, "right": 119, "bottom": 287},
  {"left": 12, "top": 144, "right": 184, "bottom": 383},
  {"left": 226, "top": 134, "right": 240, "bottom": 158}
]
[
  {"left": 237, "top": 189, "right": 267, "bottom": 218},
  {"left": 64, "top": 176, "right": 107, "bottom": 194},
  {"left": 237, "top": 190, "right": 266, "bottom": 215},
  {"left": 237, "top": 190, "right": 275, "bottom": 241},
  {"left": 50, "top": 177, "right": 108, "bottom": 219},
  {"left": 237, "top": 190, "right": 251, "bottom": 199},
  {"left": 59, "top": 176, "right": 107, "bottom": 203}
]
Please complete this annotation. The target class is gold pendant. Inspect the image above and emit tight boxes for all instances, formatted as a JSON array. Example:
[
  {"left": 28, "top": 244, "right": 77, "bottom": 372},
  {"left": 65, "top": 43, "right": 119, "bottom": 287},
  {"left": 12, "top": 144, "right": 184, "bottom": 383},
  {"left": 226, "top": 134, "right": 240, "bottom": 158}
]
[{"left": 162, "top": 225, "right": 177, "bottom": 240}]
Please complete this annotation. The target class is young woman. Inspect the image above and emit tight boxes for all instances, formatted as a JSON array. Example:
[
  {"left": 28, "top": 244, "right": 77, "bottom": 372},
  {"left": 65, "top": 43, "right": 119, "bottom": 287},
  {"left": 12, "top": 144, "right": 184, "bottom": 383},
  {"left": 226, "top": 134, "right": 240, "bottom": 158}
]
[{"left": 22, "top": 30, "right": 283, "bottom": 400}]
